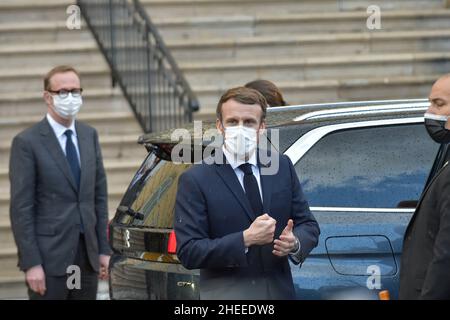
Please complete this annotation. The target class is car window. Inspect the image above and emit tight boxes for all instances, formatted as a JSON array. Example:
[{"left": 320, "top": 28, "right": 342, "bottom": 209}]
[
  {"left": 116, "top": 150, "right": 192, "bottom": 227},
  {"left": 294, "top": 123, "right": 439, "bottom": 208}
]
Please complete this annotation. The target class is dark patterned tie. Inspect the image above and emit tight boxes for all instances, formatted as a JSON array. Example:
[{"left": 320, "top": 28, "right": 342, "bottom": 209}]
[
  {"left": 64, "top": 130, "right": 80, "bottom": 190},
  {"left": 239, "top": 163, "right": 263, "bottom": 216},
  {"left": 65, "top": 130, "right": 83, "bottom": 233},
  {"left": 239, "top": 163, "right": 267, "bottom": 275}
]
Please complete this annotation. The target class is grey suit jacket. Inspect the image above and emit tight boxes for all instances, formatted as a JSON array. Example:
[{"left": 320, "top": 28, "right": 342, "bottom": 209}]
[{"left": 9, "top": 117, "right": 112, "bottom": 276}]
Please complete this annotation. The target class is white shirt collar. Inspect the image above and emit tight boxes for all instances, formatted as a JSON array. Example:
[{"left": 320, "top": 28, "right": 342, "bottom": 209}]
[
  {"left": 222, "top": 145, "right": 257, "bottom": 170},
  {"left": 46, "top": 113, "right": 77, "bottom": 138}
]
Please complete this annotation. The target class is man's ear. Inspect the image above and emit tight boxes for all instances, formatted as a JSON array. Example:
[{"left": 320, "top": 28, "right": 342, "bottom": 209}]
[
  {"left": 216, "top": 118, "right": 225, "bottom": 134},
  {"left": 259, "top": 120, "right": 266, "bottom": 133},
  {"left": 43, "top": 91, "right": 52, "bottom": 107}
]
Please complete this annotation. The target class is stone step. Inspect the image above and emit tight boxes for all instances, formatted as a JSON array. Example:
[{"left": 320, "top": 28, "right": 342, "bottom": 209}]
[
  {"left": 0, "top": 88, "right": 132, "bottom": 117},
  {"left": 0, "top": 159, "right": 142, "bottom": 195},
  {"left": 0, "top": 41, "right": 105, "bottom": 69},
  {"left": 0, "top": 221, "right": 16, "bottom": 253},
  {"left": 0, "top": 111, "right": 142, "bottom": 142},
  {"left": 0, "top": 275, "right": 27, "bottom": 299},
  {"left": 0, "top": 99, "right": 188, "bottom": 140},
  {"left": 0, "top": 0, "right": 73, "bottom": 24},
  {"left": 0, "top": 21, "right": 93, "bottom": 44},
  {"left": 168, "top": 29, "right": 450, "bottom": 61},
  {"left": 0, "top": 0, "right": 444, "bottom": 23},
  {"left": 0, "top": 20, "right": 138, "bottom": 46},
  {"left": 101, "top": 161, "right": 143, "bottom": 195},
  {"left": 5, "top": 30, "right": 449, "bottom": 68},
  {"left": 154, "top": 10, "right": 450, "bottom": 40},
  {"left": 0, "top": 248, "right": 21, "bottom": 279},
  {"left": 0, "top": 65, "right": 111, "bottom": 95},
  {"left": 181, "top": 51, "right": 450, "bottom": 88},
  {"left": 1, "top": 186, "right": 132, "bottom": 227},
  {"left": 141, "top": 0, "right": 445, "bottom": 17},
  {"left": 89, "top": 74, "right": 436, "bottom": 118},
  {"left": 0, "top": 134, "right": 146, "bottom": 166},
  {"left": 4, "top": 10, "right": 450, "bottom": 45},
  {"left": 191, "top": 74, "right": 436, "bottom": 115},
  {"left": 0, "top": 85, "right": 192, "bottom": 134}
]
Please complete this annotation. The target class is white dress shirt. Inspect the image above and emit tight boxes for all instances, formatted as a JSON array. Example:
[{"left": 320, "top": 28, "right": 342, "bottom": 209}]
[{"left": 46, "top": 113, "right": 81, "bottom": 165}]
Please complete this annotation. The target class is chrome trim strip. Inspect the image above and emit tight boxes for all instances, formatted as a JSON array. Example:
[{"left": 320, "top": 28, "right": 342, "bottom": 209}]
[
  {"left": 310, "top": 207, "right": 415, "bottom": 213},
  {"left": 293, "top": 103, "right": 428, "bottom": 122},
  {"left": 266, "top": 99, "right": 428, "bottom": 113},
  {"left": 284, "top": 117, "right": 424, "bottom": 166},
  {"left": 114, "top": 257, "right": 199, "bottom": 275},
  {"left": 117, "top": 226, "right": 172, "bottom": 234}
]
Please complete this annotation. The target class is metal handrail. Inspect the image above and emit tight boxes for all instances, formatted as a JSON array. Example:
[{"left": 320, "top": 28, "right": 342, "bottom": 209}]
[{"left": 77, "top": 0, "right": 199, "bottom": 133}]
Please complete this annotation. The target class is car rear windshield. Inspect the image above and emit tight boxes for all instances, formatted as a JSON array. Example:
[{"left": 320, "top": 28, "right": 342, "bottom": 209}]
[{"left": 115, "top": 148, "right": 192, "bottom": 228}]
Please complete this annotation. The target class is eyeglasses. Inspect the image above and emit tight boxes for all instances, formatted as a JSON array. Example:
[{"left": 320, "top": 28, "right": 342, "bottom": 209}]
[{"left": 48, "top": 88, "right": 83, "bottom": 99}]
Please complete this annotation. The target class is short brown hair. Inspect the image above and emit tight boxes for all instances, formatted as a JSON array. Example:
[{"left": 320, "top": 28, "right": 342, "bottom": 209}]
[
  {"left": 245, "top": 79, "right": 287, "bottom": 107},
  {"left": 44, "top": 65, "right": 80, "bottom": 91},
  {"left": 216, "top": 87, "right": 267, "bottom": 121}
]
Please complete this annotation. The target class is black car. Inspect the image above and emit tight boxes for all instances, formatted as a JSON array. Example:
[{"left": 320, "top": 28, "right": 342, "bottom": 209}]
[{"left": 108, "top": 99, "right": 448, "bottom": 300}]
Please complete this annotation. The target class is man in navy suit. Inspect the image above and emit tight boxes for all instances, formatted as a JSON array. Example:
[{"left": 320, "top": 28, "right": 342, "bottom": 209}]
[{"left": 174, "top": 87, "right": 320, "bottom": 299}]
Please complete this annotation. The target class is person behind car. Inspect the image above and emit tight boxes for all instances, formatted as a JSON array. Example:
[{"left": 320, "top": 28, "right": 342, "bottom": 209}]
[
  {"left": 245, "top": 79, "right": 287, "bottom": 107},
  {"left": 399, "top": 74, "right": 450, "bottom": 299},
  {"left": 174, "top": 86, "right": 319, "bottom": 299}
]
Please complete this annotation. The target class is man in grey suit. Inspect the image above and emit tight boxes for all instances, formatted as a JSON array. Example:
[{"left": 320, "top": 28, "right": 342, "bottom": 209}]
[{"left": 9, "top": 65, "right": 112, "bottom": 299}]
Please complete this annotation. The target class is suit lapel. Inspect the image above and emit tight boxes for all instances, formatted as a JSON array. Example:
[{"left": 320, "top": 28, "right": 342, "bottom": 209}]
[
  {"left": 215, "top": 163, "right": 256, "bottom": 221},
  {"left": 418, "top": 160, "right": 449, "bottom": 206},
  {"left": 39, "top": 117, "right": 78, "bottom": 192},
  {"left": 405, "top": 161, "right": 449, "bottom": 238},
  {"left": 76, "top": 121, "right": 91, "bottom": 196}
]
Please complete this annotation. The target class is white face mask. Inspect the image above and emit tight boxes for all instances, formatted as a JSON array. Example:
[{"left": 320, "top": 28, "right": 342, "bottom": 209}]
[
  {"left": 223, "top": 125, "right": 258, "bottom": 161},
  {"left": 52, "top": 93, "right": 82, "bottom": 119}
]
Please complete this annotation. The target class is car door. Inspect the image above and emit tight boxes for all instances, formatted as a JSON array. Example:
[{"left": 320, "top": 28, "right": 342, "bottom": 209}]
[{"left": 284, "top": 117, "right": 440, "bottom": 300}]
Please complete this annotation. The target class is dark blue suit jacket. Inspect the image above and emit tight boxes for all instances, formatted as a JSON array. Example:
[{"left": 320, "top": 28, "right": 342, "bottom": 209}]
[{"left": 174, "top": 151, "right": 320, "bottom": 299}]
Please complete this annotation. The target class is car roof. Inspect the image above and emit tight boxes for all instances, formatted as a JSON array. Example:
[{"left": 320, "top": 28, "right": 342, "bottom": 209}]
[{"left": 139, "top": 99, "right": 429, "bottom": 145}]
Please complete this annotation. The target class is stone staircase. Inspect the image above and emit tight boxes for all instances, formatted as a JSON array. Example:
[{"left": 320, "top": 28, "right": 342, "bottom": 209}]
[
  {"left": 0, "top": 0, "right": 147, "bottom": 299},
  {"left": 140, "top": 0, "right": 450, "bottom": 115},
  {"left": 2, "top": 0, "right": 450, "bottom": 299}
]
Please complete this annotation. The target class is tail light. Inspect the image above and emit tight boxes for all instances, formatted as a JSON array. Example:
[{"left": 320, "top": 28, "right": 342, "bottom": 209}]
[{"left": 167, "top": 230, "right": 177, "bottom": 254}]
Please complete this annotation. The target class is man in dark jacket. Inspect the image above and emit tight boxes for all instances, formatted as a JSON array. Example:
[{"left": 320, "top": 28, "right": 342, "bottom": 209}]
[
  {"left": 399, "top": 74, "right": 450, "bottom": 299},
  {"left": 174, "top": 87, "right": 320, "bottom": 299}
]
